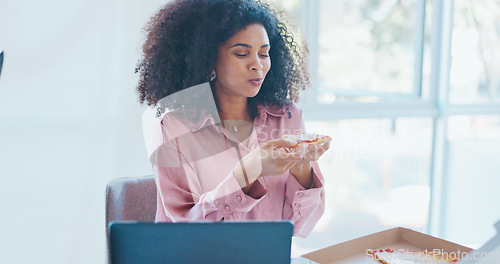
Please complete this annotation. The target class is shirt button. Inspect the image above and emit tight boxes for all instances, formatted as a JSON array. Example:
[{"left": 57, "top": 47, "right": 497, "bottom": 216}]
[
  {"left": 236, "top": 195, "right": 242, "bottom": 202},
  {"left": 225, "top": 205, "right": 231, "bottom": 211},
  {"left": 293, "top": 203, "right": 301, "bottom": 207},
  {"left": 297, "top": 192, "right": 304, "bottom": 197}
]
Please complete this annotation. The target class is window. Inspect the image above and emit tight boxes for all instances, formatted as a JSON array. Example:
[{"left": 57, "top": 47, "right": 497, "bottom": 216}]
[
  {"left": 444, "top": 115, "right": 500, "bottom": 246},
  {"left": 449, "top": 1, "right": 500, "bottom": 104},
  {"left": 303, "top": 118, "right": 433, "bottom": 248},
  {"left": 269, "top": 0, "right": 500, "bottom": 255},
  {"left": 317, "top": 0, "right": 424, "bottom": 98}
]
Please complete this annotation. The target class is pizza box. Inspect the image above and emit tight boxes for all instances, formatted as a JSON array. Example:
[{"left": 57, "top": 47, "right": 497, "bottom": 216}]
[{"left": 297, "top": 227, "right": 473, "bottom": 264}]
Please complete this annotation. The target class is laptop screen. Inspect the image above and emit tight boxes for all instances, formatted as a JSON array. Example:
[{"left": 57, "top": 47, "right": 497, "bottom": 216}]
[{"left": 109, "top": 221, "right": 294, "bottom": 264}]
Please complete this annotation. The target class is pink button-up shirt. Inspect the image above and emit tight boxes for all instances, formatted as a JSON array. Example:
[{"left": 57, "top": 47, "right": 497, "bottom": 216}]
[{"left": 148, "top": 102, "right": 325, "bottom": 237}]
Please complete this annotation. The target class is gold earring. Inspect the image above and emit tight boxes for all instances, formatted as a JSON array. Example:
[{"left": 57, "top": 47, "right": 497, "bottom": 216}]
[
  {"left": 209, "top": 70, "right": 216, "bottom": 82},
  {"left": 156, "top": 107, "right": 162, "bottom": 118}
]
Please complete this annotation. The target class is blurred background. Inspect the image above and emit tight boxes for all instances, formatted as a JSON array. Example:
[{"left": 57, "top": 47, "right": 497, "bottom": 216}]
[{"left": 1, "top": 0, "right": 499, "bottom": 263}]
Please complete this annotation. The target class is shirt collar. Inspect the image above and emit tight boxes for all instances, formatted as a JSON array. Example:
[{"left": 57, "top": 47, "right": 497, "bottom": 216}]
[
  {"left": 257, "top": 103, "right": 285, "bottom": 117},
  {"left": 188, "top": 104, "right": 285, "bottom": 133},
  {"left": 188, "top": 108, "right": 221, "bottom": 133}
]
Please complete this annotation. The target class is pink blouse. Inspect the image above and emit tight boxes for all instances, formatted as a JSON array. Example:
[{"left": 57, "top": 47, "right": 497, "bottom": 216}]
[{"left": 147, "top": 101, "right": 325, "bottom": 237}]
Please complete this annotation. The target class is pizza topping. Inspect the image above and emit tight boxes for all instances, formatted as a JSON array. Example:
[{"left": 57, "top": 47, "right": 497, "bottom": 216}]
[{"left": 282, "top": 132, "right": 331, "bottom": 148}]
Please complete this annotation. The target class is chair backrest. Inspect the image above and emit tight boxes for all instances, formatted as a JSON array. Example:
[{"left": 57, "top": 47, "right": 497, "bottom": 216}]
[{"left": 105, "top": 175, "right": 157, "bottom": 263}]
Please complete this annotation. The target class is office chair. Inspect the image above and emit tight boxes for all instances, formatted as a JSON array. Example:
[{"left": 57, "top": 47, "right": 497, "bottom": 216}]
[{"left": 105, "top": 175, "right": 157, "bottom": 263}]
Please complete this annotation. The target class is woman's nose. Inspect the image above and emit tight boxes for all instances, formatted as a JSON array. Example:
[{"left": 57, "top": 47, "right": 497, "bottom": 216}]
[{"left": 249, "top": 55, "right": 264, "bottom": 71}]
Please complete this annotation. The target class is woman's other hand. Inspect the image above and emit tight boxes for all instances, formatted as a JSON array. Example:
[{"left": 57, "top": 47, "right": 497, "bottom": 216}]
[
  {"left": 234, "top": 139, "right": 303, "bottom": 190},
  {"left": 289, "top": 138, "right": 332, "bottom": 188}
]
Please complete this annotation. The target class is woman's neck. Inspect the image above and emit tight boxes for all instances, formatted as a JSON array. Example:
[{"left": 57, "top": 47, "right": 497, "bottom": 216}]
[{"left": 217, "top": 95, "right": 251, "bottom": 122}]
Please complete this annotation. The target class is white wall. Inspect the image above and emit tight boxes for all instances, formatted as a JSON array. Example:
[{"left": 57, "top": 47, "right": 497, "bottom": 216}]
[{"left": 0, "top": 0, "right": 166, "bottom": 262}]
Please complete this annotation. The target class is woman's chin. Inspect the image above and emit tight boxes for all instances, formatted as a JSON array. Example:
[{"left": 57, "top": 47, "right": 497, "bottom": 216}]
[
  {"left": 244, "top": 84, "right": 262, "bottom": 98},
  {"left": 245, "top": 89, "right": 261, "bottom": 98}
]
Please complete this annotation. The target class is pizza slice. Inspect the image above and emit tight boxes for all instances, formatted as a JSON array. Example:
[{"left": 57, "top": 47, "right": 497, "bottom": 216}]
[
  {"left": 282, "top": 132, "right": 331, "bottom": 148},
  {"left": 368, "top": 248, "right": 460, "bottom": 264}
]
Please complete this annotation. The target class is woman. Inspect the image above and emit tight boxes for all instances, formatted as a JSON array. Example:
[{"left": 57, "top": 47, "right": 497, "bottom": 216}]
[{"left": 137, "top": 0, "right": 331, "bottom": 237}]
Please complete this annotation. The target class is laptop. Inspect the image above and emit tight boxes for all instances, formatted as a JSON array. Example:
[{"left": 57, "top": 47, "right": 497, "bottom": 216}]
[{"left": 109, "top": 221, "right": 294, "bottom": 264}]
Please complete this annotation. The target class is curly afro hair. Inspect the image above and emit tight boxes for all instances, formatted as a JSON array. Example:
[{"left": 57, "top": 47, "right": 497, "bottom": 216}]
[{"left": 136, "top": 0, "right": 310, "bottom": 111}]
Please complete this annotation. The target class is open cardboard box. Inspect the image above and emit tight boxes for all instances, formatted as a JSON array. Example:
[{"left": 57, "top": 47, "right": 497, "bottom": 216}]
[
  {"left": 294, "top": 227, "right": 472, "bottom": 264},
  {"left": 294, "top": 221, "right": 500, "bottom": 263}
]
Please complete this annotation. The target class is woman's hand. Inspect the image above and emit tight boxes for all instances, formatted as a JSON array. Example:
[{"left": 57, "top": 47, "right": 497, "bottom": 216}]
[
  {"left": 233, "top": 139, "right": 303, "bottom": 190},
  {"left": 299, "top": 138, "right": 332, "bottom": 162},
  {"left": 289, "top": 138, "right": 332, "bottom": 188}
]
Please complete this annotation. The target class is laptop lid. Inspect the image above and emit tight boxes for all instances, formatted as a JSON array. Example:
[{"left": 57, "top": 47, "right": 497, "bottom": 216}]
[{"left": 109, "top": 221, "right": 294, "bottom": 264}]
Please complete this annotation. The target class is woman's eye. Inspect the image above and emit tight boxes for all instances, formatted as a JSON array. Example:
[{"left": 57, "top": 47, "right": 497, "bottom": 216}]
[{"left": 234, "top": 53, "right": 269, "bottom": 58}]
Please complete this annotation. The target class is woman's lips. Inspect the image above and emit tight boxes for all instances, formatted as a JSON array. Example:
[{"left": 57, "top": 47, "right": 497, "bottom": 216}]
[{"left": 249, "top": 78, "right": 263, "bottom": 86}]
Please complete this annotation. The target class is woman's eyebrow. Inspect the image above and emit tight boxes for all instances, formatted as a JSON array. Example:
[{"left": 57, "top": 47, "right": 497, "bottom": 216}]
[{"left": 230, "top": 43, "right": 270, "bottom": 48}]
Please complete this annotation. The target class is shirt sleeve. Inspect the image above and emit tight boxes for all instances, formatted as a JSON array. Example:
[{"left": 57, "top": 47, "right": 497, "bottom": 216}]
[
  {"left": 152, "top": 139, "right": 268, "bottom": 222},
  {"left": 282, "top": 161, "right": 325, "bottom": 237}
]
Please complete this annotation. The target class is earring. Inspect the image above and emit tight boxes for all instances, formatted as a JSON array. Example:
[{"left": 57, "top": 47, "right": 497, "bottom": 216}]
[
  {"left": 208, "top": 70, "right": 216, "bottom": 82},
  {"left": 286, "top": 101, "right": 292, "bottom": 118}
]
